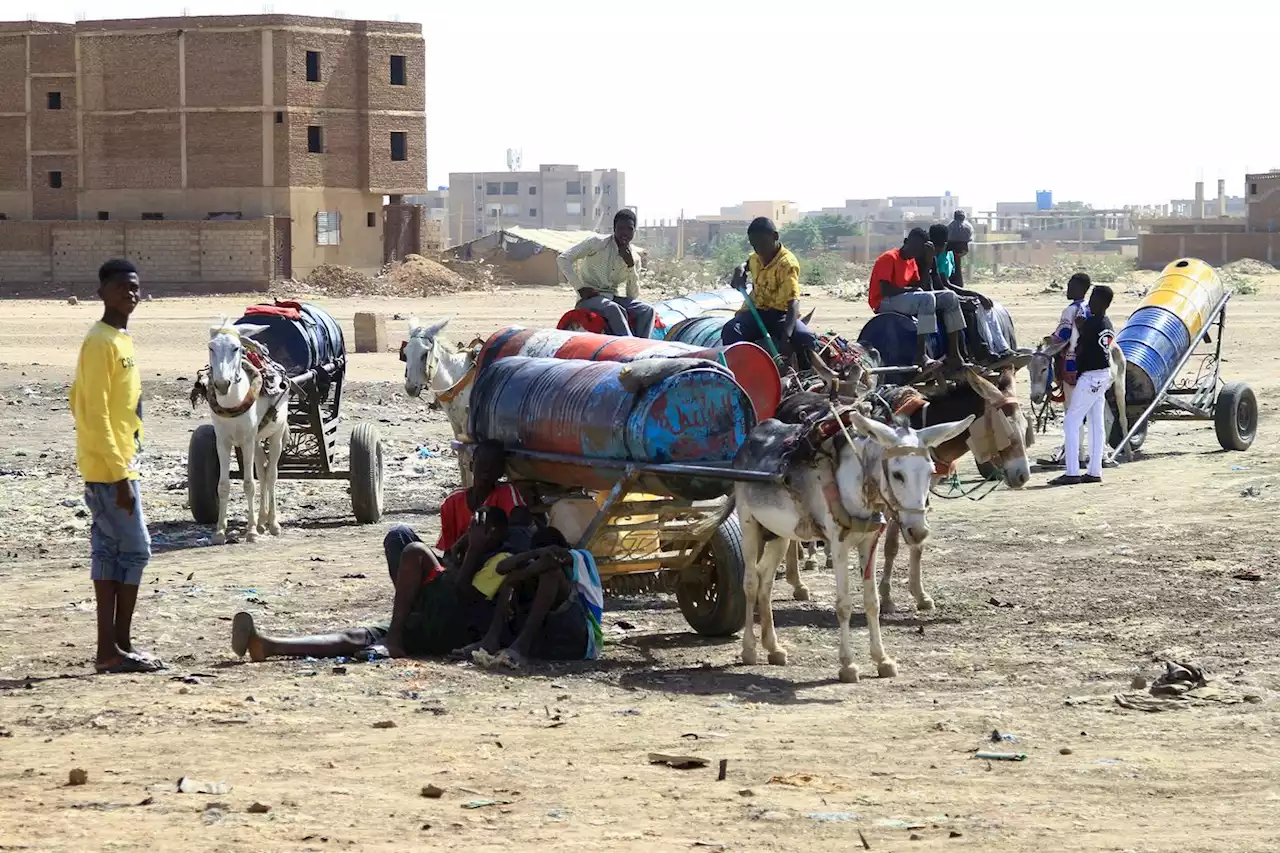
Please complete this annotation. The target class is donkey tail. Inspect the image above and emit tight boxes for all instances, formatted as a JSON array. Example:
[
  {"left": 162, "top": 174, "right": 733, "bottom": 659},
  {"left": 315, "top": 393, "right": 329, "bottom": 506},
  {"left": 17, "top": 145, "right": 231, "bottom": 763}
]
[{"left": 689, "top": 495, "right": 737, "bottom": 542}]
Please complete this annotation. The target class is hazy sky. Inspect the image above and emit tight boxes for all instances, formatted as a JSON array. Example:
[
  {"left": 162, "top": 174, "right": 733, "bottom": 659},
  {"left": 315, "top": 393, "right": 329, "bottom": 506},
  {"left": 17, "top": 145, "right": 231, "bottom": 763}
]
[{"left": 19, "top": 0, "right": 1270, "bottom": 220}]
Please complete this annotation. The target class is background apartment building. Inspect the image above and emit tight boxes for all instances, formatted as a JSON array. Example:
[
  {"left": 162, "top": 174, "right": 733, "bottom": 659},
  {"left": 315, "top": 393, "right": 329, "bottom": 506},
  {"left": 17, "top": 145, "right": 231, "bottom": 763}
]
[
  {"left": 695, "top": 200, "right": 799, "bottom": 226},
  {"left": 0, "top": 15, "right": 425, "bottom": 278},
  {"left": 447, "top": 164, "right": 624, "bottom": 246}
]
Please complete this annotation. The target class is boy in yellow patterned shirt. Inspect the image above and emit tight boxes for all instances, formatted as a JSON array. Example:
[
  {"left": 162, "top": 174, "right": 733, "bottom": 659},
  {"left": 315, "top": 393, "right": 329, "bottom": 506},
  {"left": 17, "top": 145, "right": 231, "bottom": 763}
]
[{"left": 721, "top": 217, "right": 816, "bottom": 367}]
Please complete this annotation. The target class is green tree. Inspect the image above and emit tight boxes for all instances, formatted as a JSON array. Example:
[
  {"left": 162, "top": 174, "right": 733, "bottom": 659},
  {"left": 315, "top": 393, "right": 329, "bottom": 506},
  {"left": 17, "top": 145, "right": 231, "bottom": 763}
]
[
  {"left": 779, "top": 218, "right": 822, "bottom": 253},
  {"left": 806, "top": 213, "right": 858, "bottom": 248},
  {"left": 709, "top": 232, "right": 750, "bottom": 281}
]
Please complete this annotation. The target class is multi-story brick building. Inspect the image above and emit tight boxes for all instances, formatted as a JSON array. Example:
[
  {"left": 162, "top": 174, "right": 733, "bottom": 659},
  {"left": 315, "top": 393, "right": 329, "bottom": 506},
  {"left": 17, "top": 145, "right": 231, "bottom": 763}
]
[
  {"left": 447, "top": 164, "right": 625, "bottom": 247},
  {"left": 0, "top": 14, "right": 426, "bottom": 278}
]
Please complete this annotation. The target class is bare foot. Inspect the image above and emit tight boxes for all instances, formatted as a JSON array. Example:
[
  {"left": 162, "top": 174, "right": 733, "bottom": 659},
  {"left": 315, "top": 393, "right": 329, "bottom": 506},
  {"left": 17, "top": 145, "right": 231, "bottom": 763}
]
[
  {"left": 450, "top": 638, "right": 498, "bottom": 660},
  {"left": 231, "top": 612, "right": 266, "bottom": 662},
  {"left": 493, "top": 647, "right": 527, "bottom": 670}
]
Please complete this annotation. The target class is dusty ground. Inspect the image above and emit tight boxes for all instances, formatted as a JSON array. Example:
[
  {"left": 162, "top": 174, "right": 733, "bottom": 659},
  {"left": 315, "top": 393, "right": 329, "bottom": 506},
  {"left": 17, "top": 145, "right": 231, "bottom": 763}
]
[{"left": 1, "top": 275, "right": 1278, "bottom": 852}]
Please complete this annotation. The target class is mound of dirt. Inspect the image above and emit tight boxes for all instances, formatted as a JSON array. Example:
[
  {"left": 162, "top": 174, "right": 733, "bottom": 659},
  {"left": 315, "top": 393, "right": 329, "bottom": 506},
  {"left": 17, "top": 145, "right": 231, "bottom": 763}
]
[
  {"left": 301, "top": 264, "right": 375, "bottom": 297},
  {"left": 382, "top": 254, "right": 471, "bottom": 296},
  {"left": 284, "top": 256, "right": 491, "bottom": 298},
  {"left": 1221, "top": 259, "right": 1276, "bottom": 276}
]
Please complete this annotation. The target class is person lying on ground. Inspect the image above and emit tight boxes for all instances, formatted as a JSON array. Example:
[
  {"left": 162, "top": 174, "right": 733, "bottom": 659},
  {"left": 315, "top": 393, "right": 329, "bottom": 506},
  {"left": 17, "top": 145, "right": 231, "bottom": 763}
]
[
  {"left": 231, "top": 508, "right": 518, "bottom": 662},
  {"left": 557, "top": 208, "right": 655, "bottom": 338},
  {"left": 721, "top": 217, "right": 817, "bottom": 368},
  {"left": 869, "top": 227, "right": 969, "bottom": 371},
  {"left": 453, "top": 527, "right": 604, "bottom": 669}
]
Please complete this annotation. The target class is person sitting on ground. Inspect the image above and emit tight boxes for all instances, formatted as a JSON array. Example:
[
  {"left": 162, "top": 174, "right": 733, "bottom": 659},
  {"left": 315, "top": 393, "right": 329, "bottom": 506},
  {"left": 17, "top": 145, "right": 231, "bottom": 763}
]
[
  {"left": 231, "top": 506, "right": 517, "bottom": 662},
  {"left": 454, "top": 527, "right": 604, "bottom": 669},
  {"left": 557, "top": 209, "right": 655, "bottom": 338},
  {"left": 1049, "top": 285, "right": 1115, "bottom": 487},
  {"left": 382, "top": 440, "right": 527, "bottom": 580},
  {"left": 869, "top": 227, "right": 968, "bottom": 371},
  {"left": 927, "top": 223, "right": 1014, "bottom": 362},
  {"left": 721, "top": 217, "right": 817, "bottom": 369}
]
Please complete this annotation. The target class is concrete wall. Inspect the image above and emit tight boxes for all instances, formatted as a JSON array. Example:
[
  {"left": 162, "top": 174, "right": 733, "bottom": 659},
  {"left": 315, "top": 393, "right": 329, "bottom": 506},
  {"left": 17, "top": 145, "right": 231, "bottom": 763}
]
[
  {"left": 288, "top": 188, "right": 383, "bottom": 276},
  {"left": 1139, "top": 231, "right": 1280, "bottom": 269},
  {"left": 0, "top": 219, "right": 275, "bottom": 294}
]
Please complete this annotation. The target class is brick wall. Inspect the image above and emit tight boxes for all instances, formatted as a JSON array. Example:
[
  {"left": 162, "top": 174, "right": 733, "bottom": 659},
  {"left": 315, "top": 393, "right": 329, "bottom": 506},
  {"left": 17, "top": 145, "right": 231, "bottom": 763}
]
[
  {"left": 0, "top": 117, "right": 26, "bottom": 191},
  {"left": 28, "top": 32, "right": 74, "bottom": 74},
  {"left": 185, "top": 30, "right": 262, "bottom": 108},
  {"left": 83, "top": 113, "right": 182, "bottom": 189},
  {"left": 79, "top": 34, "right": 181, "bottom": 111},
  {"left": 288, "top": 111, "right": 361, "bottom": 187},
  {"left": 1139, "top": 232, "right": 1280, "bottom": 268},
  {"left": 0, "top": 219, "right": 274, "bottom": 294},
  {"left": 280, "top": 30, "right": 364, "bottom": 110},
  {"left": 365, "top": 34, "right": 424, "bottom": 111},
  {"left": 0, "top": 36, "right": 25, "bottom": 112},
  {"left": 30, "top": 78, "right": 76, "bottom": 152},
  {"left": 31, "top": 155, "right": 77, "bottom": 219},
  {"left": 366, "top": 112, "right": 425, "bottom": 191},
  {"left": 187, "top": 112, "right": 263, "bottom": 189}
]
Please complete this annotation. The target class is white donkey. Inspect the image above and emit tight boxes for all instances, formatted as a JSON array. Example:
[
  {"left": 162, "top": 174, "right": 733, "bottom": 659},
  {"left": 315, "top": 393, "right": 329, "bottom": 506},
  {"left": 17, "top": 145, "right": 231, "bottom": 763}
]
[
  {"left": 1029, "top": 336, "right": 1129, "bottom": 461},
  {"left": 402, "top": 316, "right": 478, "bottom": 440},
  {"left": 731, "top": 409, "right": 974, "bottom": 683},
  {"left": 202, "top": 320, "right": 291, "bottom": 544}
]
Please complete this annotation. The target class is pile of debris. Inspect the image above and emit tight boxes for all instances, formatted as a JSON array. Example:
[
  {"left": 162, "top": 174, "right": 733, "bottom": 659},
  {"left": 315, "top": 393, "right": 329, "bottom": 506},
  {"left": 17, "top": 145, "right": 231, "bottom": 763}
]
[
  {"left": 299, "top": 264, "right": 376, "bottom": 297},
  {"left": 381, "top": 254, "right": 472, "bottom": 296},
  {"left": 1221, "top": 259, "right": 1276, "bottom": 276},
  {"left": 282, "top": 255, "right": 491, "bottom": 298}
]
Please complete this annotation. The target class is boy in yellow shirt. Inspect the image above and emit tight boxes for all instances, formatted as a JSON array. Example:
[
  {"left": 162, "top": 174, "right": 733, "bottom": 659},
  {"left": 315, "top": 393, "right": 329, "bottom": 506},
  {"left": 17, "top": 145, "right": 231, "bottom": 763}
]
[
  {"left": 70, "top": 259, "right": 160, "bottom": 674},
  {"left": 721, "top": 217, "right": 816, "bottom": 368}
]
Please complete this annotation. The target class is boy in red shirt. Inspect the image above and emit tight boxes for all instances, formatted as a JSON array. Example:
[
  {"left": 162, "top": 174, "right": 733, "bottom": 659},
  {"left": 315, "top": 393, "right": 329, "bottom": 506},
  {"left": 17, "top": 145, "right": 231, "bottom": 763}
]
[{"left": 869, "top": 227, "right": 968, "bottom": 370}]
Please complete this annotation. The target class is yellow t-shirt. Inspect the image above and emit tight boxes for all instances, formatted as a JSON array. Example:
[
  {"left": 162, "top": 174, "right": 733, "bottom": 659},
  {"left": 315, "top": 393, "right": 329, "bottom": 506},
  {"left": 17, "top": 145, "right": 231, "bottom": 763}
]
[
  {"left": 471, "top": 552, "right": 512, "bottom": 600},
  {"left": 70, "top": 321, "right": 143, "bottom": 483},
  {"left": 747, "top": 246, "right": 801, "bottom": 311}
]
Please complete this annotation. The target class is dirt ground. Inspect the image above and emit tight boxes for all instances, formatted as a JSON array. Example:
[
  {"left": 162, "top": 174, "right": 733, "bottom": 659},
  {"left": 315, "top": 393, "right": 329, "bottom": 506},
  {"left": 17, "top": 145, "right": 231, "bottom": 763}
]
[{"left": 1, "top": 275, "right": 1278, "bottom": 852}]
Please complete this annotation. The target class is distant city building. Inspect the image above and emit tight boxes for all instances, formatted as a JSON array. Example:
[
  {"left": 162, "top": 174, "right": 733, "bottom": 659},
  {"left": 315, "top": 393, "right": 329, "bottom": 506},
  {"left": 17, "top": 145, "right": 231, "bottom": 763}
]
[
  {"left": 804, "top": 193, "right": 960, "bottom": 225},
  {"left": 403, "top": 186, "right": 448, "bottom": 248},
  {"left": 696, "top": 200, "right": 799, "bottom": 225},
  {"left": 447, "top": 164, "right": 625, "bottom": 246}
]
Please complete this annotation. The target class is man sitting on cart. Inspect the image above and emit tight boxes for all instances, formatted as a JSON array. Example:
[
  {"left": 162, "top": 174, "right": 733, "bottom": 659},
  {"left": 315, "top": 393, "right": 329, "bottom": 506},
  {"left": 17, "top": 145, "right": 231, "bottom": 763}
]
[
  {"left": 869, "top": 227, "right": 969, "bottom": 372},
  {"left": 721, "top": 217, "right": 816, "bottom": 369},
  {"left": 557, "top": 209, "right": 655, "bottom": 338}
]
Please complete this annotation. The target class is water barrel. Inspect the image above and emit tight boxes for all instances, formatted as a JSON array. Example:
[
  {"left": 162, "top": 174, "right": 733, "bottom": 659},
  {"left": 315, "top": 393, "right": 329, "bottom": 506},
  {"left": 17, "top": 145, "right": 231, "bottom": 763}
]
[
  {"left": 237, "top": 301, "right": 346, "bottom": 377},
  {"left": 1141, "top": 258, "right": 1226, "bottom": 341},
  {"left": 476, "top": 326, "right": 780, "bottom": 418},
  {"left": 469, "top": 356, "right": 756, "bottom": 499},
  {"left": 857, "top": 313, "right": 943, "bottom": 384},
  {"left": 650, "top": 288, "right": 744, "bottom": 339},
  {"left": 1116, "top": 306, "right": 1192, "bottom": 407},
  {"left": 667, "top": 315, "right": 731, "bottom": 347}
]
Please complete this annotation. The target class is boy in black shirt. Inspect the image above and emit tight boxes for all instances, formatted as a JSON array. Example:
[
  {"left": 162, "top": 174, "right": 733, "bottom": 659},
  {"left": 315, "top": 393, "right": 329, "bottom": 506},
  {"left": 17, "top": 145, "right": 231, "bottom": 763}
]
[{"left": 1049, "top": 285, "right": 1115, "bottom": 486}]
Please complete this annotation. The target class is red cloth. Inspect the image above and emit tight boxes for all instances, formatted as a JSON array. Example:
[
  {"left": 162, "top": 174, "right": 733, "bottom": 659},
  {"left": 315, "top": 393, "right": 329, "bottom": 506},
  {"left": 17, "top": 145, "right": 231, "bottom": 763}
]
[
  {"left": 244, "top": 303, "right": 302, "bottom": 321},
  {"left": 436, "top": 484, "right": 526, "bottom": 551},
  {"left": 868, "top": 248, "right": 920, "bottom": 311},
  {"left": 557, "top": 309, "right": 608, "bottom": 334}
]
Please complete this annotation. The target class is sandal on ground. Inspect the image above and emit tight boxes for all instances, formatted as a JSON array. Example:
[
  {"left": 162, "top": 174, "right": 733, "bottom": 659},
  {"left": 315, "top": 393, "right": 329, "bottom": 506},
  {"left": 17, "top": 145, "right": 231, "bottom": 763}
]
[
  {"left": 1080, "top": 475, "right": 1103, "bottom": 484},
  {"left": 1047, "top": 475, "right": 1082, "bottom": 487},
  {"left": 95, "top": 655, "right": 162, "bottom": 675}
]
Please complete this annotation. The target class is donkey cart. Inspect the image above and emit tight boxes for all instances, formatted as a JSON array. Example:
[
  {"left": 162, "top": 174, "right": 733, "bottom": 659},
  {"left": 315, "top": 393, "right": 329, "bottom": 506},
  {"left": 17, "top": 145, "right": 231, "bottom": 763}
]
[
  {"left": 1110, "top": 258, "right": 1257, "bottom": 457},
  {"left": 187, "top": 302, "right": 386, "bottom": 525}
]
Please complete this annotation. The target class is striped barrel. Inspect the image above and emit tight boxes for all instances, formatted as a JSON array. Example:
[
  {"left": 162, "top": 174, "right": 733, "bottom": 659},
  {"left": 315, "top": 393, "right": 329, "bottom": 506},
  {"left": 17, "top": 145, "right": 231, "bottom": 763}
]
[
  {"left": 1116, "top": 306, "right": 1193, "bottom": 407},
  {"left": 477, "top": 326, "right": 780, "bottom": 418},
  {"left": 650, "top": 288, "right": 744, "bottom": 339},
  {"left": 468, "top": 356, "right": 756, "bottom": 499},
  {"left": 666, "top": 315, "right": 732, "bottom": 348},
  {"left": 1142, "top": 258, "right": 1226, "bottom": 341}
]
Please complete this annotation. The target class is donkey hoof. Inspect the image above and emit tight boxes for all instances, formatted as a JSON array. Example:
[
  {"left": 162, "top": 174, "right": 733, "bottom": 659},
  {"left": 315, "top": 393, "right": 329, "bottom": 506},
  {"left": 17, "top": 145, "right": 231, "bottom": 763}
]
[
  {"left": 268, "top": 523, "right": 282, "bottom": 537},
  {"left": 877, "top": 659, "right": 899, "bottom": 678},
  {"left": 916, "top": 598, "right": 936, "bottom": 612},
  {"left": 767, "top": 649, "right": 789, "bottom": 666},
  {"left": 212, "top": 531, "right": 227, "bottom": 546},
  {"left": 245, "top": 530, "right": 258, "bottom": 543},
  {"left": 256, "top": 523, "right": 267, "bottom": 535},
  {"left": 838, "top": 664, "right": 860, "bottom": 684},
  {"left": 792, "top": 586, "right": 811, "bottom": 602},
  {"left": 741, "top": 648, "right": 759, "bottom": 666},
  {"left": 880, "top": 597, "right": 897, "bottom": 615},
  {"left": 802, "top": 560, "right": 816, "bottom": 573}
]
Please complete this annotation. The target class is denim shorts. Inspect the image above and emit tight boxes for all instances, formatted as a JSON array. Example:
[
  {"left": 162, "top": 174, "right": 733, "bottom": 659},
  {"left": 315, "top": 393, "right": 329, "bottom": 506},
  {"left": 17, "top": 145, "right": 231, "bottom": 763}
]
[{"left": 84, "top": 481, "right": 151, "bottom": 585}]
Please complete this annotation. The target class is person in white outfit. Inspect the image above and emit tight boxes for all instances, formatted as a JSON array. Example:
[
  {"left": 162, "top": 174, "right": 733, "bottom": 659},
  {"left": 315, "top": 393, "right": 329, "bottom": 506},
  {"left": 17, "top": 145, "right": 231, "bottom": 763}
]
[
  {"left": 1040, "top": 273, "right": 1092, "bottom": 466},
  {"left": 1049, "top": 285, "right": 1115, "bottom": 486}
]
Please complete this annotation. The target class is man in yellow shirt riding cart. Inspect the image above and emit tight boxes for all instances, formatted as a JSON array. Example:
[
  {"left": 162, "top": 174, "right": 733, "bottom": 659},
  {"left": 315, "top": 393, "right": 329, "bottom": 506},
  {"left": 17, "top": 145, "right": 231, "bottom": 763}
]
[{"left": 720, "top": 217, "right": 817, "bottom": 369}]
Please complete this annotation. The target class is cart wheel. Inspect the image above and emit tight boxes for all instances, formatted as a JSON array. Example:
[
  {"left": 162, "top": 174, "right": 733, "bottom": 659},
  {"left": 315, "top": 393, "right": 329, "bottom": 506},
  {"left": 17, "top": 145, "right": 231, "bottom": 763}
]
[
  {"left": 187, "top": 424, "right": 221, "bottom": 525},
  {"left": 676, "top": 513, "right": 747, "bottom": 637},
  {"left": 1215, "top": 382, "right": 1257, "bottom": 451},
  {"left": 349, "top": 423, "right": 384, "bottom": 523}
]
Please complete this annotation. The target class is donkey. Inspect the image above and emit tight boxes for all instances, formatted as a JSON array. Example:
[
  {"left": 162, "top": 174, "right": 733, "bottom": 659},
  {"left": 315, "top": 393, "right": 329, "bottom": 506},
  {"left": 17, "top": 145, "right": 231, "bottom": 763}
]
[
  {"left": 732, "top": 408, "right": 974, "bottom": 682},
  {"left": 1029, "top": 337, "right": 1130, "bottom": 462},
  {"left": 200, "top": 321, "right": 291, "bottom": 545},
  {"left": 402, "top": 316, "right": 478, "bottom": 439}
]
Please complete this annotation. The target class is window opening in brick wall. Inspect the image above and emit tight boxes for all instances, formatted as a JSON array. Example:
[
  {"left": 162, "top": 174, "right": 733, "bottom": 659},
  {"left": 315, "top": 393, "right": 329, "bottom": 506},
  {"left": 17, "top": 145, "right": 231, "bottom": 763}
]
[
  {"left": 390, "top": 131, "right": 407, "bottom": 162},
  {"left": 390, "top": 54, "right": 406, "bottom": 85},
  {"left": 486, "top": 182, "right": 500, "bottom": 195},
  {"left": 367, "top": 212, "right": 376, "bottom": 227},
  {"left": 306, "top": 51, "right": 321, "bottom": 82},
  {"left": 275, "top": 111, "right": 283, "bottom": 123},
  {"left": 566, "top": 180, "right": 581, "bottom": 195},
  {"left": 1251, "top": 183, "right": 1258, "bottom": 195},
  {"left": 308, "top": 125, "right": 323, "bottom": 153},
  {"left": 502, "top": 181, "right": 517, "bottom": 195},
  {"left": 48, "top": 171, "right": 62, "bottom": 189},
  {"left": 316, "top": 211, "right": 341, "bottom": 245},
  {"left": 47, "top": 91, "right": 61, "bottom": 110},
  {"left": 97, "top": 211, "right": 109, "bottom": 220},
  {"left": 141, "top": 212, "right": 164, "bottom": 220},
  {"left": 529, "top": 208, "right": 537, "bottom": 217}
]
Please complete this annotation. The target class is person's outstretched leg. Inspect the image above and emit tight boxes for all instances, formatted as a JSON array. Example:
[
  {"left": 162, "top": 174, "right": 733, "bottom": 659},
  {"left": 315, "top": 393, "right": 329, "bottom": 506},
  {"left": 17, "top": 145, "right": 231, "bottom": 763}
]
[{"left": 232, "top": 612, "right": 373, "bottom": 662}]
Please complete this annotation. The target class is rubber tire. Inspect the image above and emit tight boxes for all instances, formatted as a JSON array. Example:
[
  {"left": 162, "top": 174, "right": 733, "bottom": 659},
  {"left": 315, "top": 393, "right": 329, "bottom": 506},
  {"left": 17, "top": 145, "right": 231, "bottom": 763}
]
[
  {"left": 676, "top": 513, "right": 747, "bottom": 638},
  {"left": 1107, "top": 410, "right": 1147, "bottom": 452},
  {"left": 349, "top": 423, "right": 384, "bottom": 523},
  {"left": 1214, "top": 381, "right": 1257, "bottom": 452},
  {"left": 187, "top": 424, "right": 221, "bottom": 525}
]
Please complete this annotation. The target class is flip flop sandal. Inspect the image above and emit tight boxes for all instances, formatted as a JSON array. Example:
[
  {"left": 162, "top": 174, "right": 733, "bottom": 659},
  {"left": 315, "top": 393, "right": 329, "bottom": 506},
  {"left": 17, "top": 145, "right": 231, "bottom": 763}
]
[{"left": 95, "top": 656, "right": 162, "bottom": 675}]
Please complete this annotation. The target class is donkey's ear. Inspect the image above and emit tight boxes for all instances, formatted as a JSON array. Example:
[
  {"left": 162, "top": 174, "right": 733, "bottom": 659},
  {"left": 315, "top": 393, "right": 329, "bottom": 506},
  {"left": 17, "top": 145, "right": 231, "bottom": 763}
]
[
  {"left": 423, "top": 315, "right": 454, "bottom": 338},
  {"left": 964, "top": 368, "right": 1008, "bottom": 406},
  {"left": 848, "top": 410, "right": 901, "bottom": 448},
  {"left": 407, "top": 316, "right": 421, "bottom": 333},
  {"left": 234, "top": 323, "right": 270, "bottom": 340},
  {"left": 918, "top": 414, "right": 976, "bottom": 448}
]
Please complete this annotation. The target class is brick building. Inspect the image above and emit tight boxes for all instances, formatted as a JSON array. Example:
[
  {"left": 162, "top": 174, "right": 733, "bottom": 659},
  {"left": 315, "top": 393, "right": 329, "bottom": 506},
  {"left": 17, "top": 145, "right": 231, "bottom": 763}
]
[
  {"left": 1139, "top": 171, "right": 1280, "bottom": 268},
  {"left": 0, "top": 14, "right": 426, "bottom": 282},
  {"left": 447, "top": 165, "right": 625, "bottom": 247}
]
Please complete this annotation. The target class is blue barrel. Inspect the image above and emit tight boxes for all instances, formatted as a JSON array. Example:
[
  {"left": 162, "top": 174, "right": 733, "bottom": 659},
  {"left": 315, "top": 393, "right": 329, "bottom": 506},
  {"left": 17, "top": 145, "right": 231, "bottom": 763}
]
[
  {"left": 237, "top": 302, "right": 345, "bottom": 376},
  {"left": 857, "top": 313, "right": 942, "bottom": 385},
  {"left": 667, "top": 315, "right": 731, "bottom": 347},
  {"left": 1116, "top": 306, "right": 1192, "bottom": 407},
  {"left": 651, "top": 288, "right": 744, "bottom": 339},
  {"left": 469, "top": 356, "right": 756, "bottom": 499}
]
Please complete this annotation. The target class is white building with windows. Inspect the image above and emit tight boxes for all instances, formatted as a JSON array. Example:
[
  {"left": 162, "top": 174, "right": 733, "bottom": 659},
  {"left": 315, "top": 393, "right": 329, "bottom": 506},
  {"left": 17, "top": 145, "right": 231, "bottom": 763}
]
[{"left": 446, "top": 164, "right": 625, "bottom": 246}]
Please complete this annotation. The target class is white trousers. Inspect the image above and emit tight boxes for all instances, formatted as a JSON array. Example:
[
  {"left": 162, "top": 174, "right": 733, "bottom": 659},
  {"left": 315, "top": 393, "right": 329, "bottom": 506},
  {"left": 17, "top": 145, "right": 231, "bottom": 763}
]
[{"left": 1065, "top": 368, "right": 1111, "bottom": 477}]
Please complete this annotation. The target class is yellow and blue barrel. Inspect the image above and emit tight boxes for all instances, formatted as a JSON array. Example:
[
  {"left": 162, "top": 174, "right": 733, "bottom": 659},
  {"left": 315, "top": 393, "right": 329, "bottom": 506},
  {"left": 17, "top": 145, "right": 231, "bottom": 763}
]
[{"left": 1116, "top": 258, "right": 1225, "bottom": 406}]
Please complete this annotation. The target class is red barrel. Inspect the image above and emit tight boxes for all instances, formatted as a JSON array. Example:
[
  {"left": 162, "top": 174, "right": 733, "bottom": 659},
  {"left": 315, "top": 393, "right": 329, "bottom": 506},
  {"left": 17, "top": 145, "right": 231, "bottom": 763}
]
[{"left": 477, "top": 326, "right": 780, "bottom": 419}]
